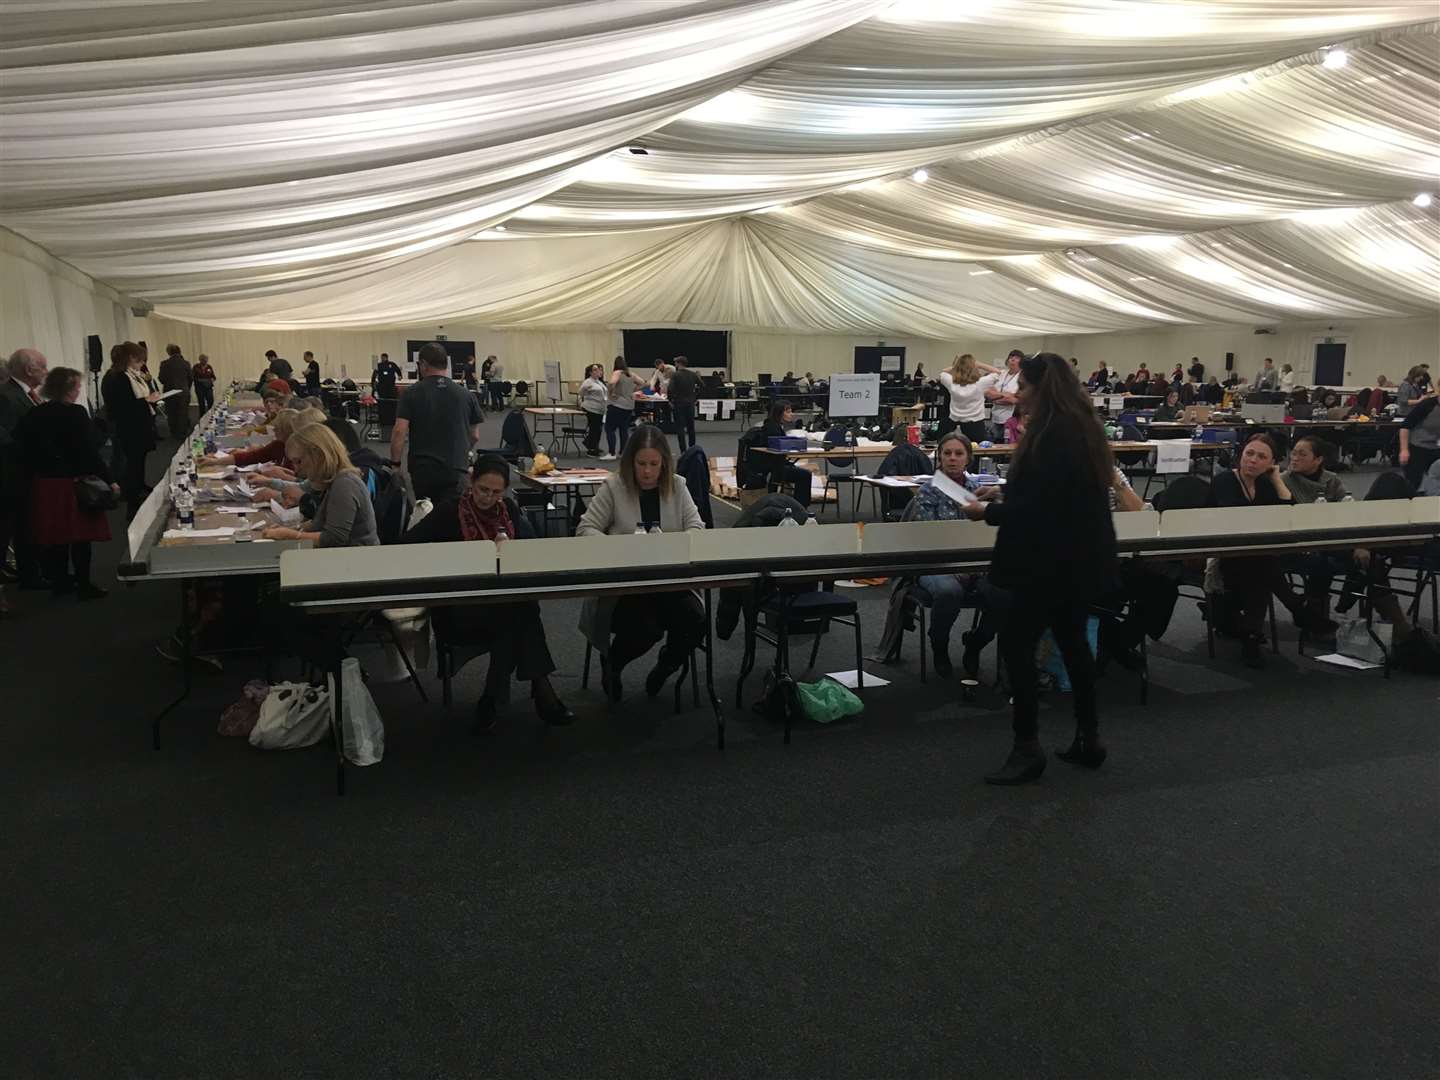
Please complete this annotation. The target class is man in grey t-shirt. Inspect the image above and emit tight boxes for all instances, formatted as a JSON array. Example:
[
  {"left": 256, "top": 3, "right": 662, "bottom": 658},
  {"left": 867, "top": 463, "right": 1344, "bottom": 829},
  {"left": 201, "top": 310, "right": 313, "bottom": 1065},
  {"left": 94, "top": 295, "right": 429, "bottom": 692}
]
[{"left": 392, "top": 343, "right": 482, "bottom": 501}]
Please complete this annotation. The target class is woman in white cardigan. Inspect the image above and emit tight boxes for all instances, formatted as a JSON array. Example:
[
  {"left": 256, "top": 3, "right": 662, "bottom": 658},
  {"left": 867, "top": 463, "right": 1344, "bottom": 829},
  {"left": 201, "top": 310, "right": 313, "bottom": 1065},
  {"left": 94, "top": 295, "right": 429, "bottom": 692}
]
[{"left": 577, "top": 424, "right": 706, "bottom": 701}]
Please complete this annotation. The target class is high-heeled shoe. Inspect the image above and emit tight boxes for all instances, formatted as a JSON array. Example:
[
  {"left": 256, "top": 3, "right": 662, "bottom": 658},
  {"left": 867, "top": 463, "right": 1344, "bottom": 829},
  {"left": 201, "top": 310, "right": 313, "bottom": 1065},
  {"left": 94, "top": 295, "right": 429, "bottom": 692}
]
[
  {"left": 984, "top": 741, "right": 1046, "bottom": 785},
  {"left": 1055, "top": 731, "right": 1107, "bottom": 769}
]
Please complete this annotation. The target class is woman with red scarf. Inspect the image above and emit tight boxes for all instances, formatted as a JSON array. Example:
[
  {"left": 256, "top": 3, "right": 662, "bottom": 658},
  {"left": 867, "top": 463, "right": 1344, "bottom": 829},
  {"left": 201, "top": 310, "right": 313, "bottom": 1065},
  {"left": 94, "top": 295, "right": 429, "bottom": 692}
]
[{"left": 401, "top": 454, "right": 574, "bottom": 733}]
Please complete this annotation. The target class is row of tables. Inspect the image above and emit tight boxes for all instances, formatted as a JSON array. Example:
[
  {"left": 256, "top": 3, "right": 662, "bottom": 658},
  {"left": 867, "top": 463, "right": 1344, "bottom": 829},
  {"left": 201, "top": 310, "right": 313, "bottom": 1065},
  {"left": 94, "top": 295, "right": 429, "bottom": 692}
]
[{"left": 275, "top": 497, "right": 1440, "bottom": 794}]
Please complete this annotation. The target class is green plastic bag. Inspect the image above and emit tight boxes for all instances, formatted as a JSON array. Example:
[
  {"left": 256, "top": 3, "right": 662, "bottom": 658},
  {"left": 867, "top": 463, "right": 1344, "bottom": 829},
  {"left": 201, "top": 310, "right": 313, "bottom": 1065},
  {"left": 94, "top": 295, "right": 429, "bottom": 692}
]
[{"left": 795, "top": 679, "right": 864, "bottom": 723}]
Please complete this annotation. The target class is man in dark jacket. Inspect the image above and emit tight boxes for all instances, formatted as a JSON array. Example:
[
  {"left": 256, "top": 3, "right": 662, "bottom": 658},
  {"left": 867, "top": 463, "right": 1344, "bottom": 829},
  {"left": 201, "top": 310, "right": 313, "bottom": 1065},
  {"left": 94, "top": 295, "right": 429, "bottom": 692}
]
[
  {"left": 0, "top": 348, "right": 47, "bottom": 585},
  {"left": 158, "top": 344, "right": 192, "bottom": 440},
  {"left": 667, "top": 356, "right": 705, "bottom": 453}
]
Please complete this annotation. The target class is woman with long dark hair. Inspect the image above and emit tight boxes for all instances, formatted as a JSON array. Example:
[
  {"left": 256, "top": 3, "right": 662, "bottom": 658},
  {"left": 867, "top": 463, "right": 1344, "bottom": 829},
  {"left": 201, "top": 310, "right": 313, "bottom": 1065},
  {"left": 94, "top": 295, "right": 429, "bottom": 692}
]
[{"left": 962, "top": 352, "right": 1116, "bottom": 784}]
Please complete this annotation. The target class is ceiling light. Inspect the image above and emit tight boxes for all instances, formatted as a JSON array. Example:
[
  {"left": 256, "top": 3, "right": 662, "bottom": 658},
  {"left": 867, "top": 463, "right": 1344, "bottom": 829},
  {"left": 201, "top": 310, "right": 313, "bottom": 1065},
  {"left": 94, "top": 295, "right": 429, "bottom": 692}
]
[
  {"left": 1129, "top": 276, "right": 1148, "bottom": 282},
  {"left": 493, "top": 224, "right": 506, "bottom": 232},
  {"left": 1414, "top": 193, "right": 1433, "bottom": 208},
  {"left": 912, "top": 168, "right": 929, "bottom": 183},
  {"left": 1025, "top": 287, "right": 1039, "bottom": 292},
  {"left": 969, "top": 269, "right": 993, "bottom": 276},
  {"left": 1322, "top": 48, "right": 1348, "bottom": 69}
]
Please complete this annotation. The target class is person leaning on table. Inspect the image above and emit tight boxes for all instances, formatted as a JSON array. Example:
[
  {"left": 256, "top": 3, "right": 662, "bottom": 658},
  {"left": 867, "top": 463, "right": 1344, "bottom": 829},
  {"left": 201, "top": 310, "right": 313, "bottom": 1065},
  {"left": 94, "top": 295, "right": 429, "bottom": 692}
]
[
  {"left": 261, "top": 423, "right": 378, "bottom": 547},
  {"left": 401, "top": 453, "right": 576, "bottom": 731},
  {"left": 576, "top": 424, "right": 705, "bottom": 703}
]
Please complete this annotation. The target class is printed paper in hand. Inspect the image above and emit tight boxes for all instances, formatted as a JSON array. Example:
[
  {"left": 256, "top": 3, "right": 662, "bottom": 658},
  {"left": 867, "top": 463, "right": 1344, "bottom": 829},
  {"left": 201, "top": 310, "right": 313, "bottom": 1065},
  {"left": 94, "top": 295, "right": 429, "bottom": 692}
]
[{"left": 270, "top": 499, "right": 302, "bottom": 524}]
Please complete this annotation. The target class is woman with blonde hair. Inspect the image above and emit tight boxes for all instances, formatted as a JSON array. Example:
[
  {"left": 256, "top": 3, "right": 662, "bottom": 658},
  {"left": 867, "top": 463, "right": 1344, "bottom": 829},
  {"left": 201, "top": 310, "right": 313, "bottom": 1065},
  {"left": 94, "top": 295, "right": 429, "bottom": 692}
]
[
  {"left": 261, "top": 424, "right": 378, "bottom": 546},
  {"left": 937, "top": 353, "right": 1001, "bottom": 442}
]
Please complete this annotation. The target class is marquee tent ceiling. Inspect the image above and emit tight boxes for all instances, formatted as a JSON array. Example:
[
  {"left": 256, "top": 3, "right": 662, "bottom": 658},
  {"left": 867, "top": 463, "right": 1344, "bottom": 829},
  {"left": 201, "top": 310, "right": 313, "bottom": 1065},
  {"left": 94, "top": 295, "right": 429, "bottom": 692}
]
[{"left": 1, "top": 1, "right": 1437, "bottom": 337}]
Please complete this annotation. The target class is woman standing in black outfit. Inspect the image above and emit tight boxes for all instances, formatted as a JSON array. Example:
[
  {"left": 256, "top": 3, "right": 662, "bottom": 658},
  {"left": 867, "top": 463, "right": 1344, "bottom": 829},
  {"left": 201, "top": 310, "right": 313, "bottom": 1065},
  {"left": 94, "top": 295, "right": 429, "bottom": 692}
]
[
  {"left": 100, "top": 341, "right": 161, "bottom": 519},
  {"left": 962, "top": 352, "right": 1116, "bottom": 784},
  {"left": 15, "top": 367, "right": 119, "bottom": 599}
]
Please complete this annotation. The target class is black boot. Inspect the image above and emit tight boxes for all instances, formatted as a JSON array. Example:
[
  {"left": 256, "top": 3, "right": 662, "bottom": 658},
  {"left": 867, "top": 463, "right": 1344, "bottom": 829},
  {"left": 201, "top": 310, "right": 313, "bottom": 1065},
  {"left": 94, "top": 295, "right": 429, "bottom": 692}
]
[
  {"left": 601, "top": 657, "right": 625, "bottom": 703},
  {"left": 1241, "top": 634, "right": 1265, "bottom": 669},
  {"left": 960, "top": 631, "right": 981, "bottom": 680},
  {"left": 471, "top": 696, "right": 499, "bottom": 735},
  {"left": 984, "top": 740, "right": 1046, "bottom": 785},
  {"left": 930, "top": 633, "right": 953, "bottom": 680},
  {"left": 1056, "top": 729, "right": 1107, "bottom": 768},
  {"left": 645, "top": 647, "right": 684, "bottom": 697}
]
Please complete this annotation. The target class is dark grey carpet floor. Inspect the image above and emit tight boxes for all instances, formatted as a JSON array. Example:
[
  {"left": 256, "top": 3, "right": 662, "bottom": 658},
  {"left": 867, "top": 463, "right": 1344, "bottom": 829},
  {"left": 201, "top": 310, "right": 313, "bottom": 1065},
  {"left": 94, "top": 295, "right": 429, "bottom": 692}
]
[{"left": 2, "top": 412, "right": 1436, "bottom": 1079}]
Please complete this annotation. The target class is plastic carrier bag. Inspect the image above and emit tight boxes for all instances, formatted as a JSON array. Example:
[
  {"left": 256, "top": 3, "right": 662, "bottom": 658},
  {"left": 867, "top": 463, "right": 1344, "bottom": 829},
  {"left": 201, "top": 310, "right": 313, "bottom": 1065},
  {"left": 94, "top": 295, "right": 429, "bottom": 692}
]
[
  {"left": 334, "top": 657, "right": 385, "bottom": 766},
  {"left": 796, "top": 679, "right": 865, "bottom": 723},
  {"left": 248, "top": 682, "right": 330, "bottom": 750}
]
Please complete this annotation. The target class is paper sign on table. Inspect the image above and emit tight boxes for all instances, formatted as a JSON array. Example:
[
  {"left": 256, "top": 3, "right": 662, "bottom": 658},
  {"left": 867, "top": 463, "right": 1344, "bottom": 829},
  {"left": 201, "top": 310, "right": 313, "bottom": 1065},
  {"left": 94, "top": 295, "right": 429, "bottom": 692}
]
[{"left": 698, "top": 400, "right": 718, "bottom": 418}]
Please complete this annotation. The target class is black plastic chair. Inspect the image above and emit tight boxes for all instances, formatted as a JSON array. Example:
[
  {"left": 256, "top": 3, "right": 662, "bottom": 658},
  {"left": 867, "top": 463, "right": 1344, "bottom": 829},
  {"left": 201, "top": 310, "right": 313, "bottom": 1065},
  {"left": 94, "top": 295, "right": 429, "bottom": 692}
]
[{"left": 736, "top": 586, "right": 863, "bottom": 743}]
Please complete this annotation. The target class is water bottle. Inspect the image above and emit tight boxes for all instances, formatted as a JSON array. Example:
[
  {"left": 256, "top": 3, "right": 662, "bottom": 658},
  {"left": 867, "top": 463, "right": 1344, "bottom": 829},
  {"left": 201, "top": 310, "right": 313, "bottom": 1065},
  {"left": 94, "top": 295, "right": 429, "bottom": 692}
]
[
  {"left": 1315, "top": 496, "right": 1327, "bottom": 504},
  {"left": 187, "top": 449, "right": 198, "bottom": 487},
  {"left": 634, "top": 522, "right": 647, "bottom": 535},
  {"left": 779, "top": 508, "right": 799, "bottom": 527},
  {"left": 175, "top": 481, "right": 195, "bottom": 530},
  {"left": 495, "top": 528, "right": 508, "bottom": 542},
  {"left": 647, "top": 524, "right": 663, "bottom": 536},
  {"left": 1341, "top": 495, "right": 1354, "bottom": 502},
  {"left": 1193, "top": 424, "right": 1203, "bottom": 441}
]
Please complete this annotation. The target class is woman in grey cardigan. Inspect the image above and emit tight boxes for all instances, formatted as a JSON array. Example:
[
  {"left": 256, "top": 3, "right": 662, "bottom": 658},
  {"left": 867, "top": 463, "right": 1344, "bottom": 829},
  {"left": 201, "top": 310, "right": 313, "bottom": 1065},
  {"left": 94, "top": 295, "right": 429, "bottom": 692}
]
[
  {"left": 577, "top": 425, "right": 705, "bottom": 701},
  {"left": 261, "top": 424, "right": 379, "bottom": 547}
]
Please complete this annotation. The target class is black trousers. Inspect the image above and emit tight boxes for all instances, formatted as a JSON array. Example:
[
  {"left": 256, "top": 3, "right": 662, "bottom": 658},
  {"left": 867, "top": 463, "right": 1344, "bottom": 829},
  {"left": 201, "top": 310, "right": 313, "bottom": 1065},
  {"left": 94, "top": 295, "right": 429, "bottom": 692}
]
[
  {"left": 0, "top": 491, "right": 40, "bottom": 582},
  {"left": 409, "top": 461, "right": 465, "bottom": 504},
  {"left": 672, "top": 402, "right": 697, "bottom": 452},
  {"left": 609, "top": 592, "right": 705, "bottom": 670},
  {"left": 996, "top": 587, "right": 1097, "bottom": 742},
  {"left": 583, "top": 410, "right": 603, "bottom": 452},
  {"left": 195, "top": 382, "right": 214, "bottom": 413},
  {"left": 1404, "top": 443, "right": 1438, "bottom": 492},
  {"left": 164, "top": 398, "right": 191, "bottom": 441},
  {"left": 377, "top": 392, "right": 398, "bottom": 427},
  {"left": 773, "top": 463, "right": 812, "bottom": 507},
  {"left": 1219, "top": 556, "right": 1302, "bottom": 637},
  {"left": 959, "top": 420, "right": 990, "bottom": 444},
  {"left": 440, "top": 601, "right": 556, "bottom": 697},
  {"left": 118, "top": 441, "right": 150, "bottom": 520}
]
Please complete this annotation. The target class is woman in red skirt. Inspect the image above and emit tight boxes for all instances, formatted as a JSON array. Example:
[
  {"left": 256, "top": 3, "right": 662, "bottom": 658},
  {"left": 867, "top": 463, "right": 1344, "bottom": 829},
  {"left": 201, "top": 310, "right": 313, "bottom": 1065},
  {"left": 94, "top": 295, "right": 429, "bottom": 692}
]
[{"left": 15, "top": 367, "right": 118, "bottom": 600}]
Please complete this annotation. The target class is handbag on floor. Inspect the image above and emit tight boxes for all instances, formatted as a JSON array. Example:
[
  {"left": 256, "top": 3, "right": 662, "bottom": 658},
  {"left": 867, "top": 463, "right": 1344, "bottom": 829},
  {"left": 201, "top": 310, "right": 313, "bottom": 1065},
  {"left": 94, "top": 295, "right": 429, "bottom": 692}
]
[{"left": 248, "top": 682, "right": 331, "bottom": 750}]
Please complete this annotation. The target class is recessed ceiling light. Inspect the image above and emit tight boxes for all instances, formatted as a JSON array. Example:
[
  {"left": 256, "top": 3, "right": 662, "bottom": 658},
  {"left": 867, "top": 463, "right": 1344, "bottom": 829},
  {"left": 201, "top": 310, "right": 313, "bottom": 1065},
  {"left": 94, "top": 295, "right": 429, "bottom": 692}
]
[
  {"left": 1415, "top": 192, "right": 1434, "bottom": 208},
  {"left": 912, "top": 168, "right": 929, "bottom": 182},
  {"left": 493, "top": 225, "right": 506, "bottom": 232},
  {"left": 1210, "top": 242, "right": 1224, "bottom": 248},
  {"left": 1025, "top": 287, "right": 1039, "bottom": 291},
  {"left": 1322, "top": 48, "right": 1348, "bottom": 69},
  {"left": 969, "top": 269, "right": 993, "bottom": 276},
  {"left": 1283, "top": 263, "right": 1294, "bottom": 268}
]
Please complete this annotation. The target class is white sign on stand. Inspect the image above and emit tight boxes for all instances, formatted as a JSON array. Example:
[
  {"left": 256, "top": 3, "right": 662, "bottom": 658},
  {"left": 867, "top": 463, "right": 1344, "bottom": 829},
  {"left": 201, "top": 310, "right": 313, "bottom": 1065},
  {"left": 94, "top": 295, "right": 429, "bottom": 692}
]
[
  {"left": 828, "top": 372, "right": 881, "bottom": 418},
  {"left": 543, "top": 360, "right": 562, "bottom": 403},
  {"left": 1154, "top": 439, "right": 1193, "bottom": 474}
]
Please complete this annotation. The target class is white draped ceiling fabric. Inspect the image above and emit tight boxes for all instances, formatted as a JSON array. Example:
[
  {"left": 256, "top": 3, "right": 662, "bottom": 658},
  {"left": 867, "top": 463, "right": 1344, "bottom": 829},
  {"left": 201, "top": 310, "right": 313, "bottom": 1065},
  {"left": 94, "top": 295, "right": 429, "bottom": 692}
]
[{"left": 1, "top": 1, "right": 1437, "bottom": 339}]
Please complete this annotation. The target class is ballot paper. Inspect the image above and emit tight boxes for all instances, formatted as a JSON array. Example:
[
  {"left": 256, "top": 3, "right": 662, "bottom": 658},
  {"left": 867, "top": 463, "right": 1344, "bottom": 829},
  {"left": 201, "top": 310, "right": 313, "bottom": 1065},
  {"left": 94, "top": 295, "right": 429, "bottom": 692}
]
[
  {"left": 825, "top": 670, "right": 889, "bottom": 689},
  {"left": 269, "top": 499, "right": 302, "bottom": 524},
  {"left": 236, "top": 464, "right": 263, "bottom": 473},
  {"left": 237, "top": 480, "right": 255, "bottom": 496},
  {"left": 156, "top": 388, "right": 184, "bottom": 401},
  {"left": 197, "top": 469, "right": 233, "bottom": 480},
  {"left": 1314, "top": 653, "right": 1382, "bottom": 671},
  {"left": 215, "top": 506, "right": 258, "bottom": 515},
  {"left": 163, "top": 527, "right": 237, "bottom": 539}
]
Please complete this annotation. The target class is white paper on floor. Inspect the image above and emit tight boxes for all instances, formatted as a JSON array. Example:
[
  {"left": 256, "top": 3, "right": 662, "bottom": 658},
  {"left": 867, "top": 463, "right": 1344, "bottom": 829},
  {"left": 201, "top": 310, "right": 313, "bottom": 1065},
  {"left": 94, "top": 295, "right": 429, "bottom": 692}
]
[
  {"left": 825, "top": 670, "right": 888, "bottom": 689},
  {"left": 1314, "top": 653, "right": 1383, "bottom": 671}
]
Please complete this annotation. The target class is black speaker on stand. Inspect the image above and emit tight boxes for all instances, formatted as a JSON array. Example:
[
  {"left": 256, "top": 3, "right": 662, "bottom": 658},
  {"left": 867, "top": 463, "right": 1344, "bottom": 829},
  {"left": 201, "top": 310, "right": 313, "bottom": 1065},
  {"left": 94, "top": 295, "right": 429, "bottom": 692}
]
[{"left": 86, "top": 334, "right": 104, "bottom": 409}]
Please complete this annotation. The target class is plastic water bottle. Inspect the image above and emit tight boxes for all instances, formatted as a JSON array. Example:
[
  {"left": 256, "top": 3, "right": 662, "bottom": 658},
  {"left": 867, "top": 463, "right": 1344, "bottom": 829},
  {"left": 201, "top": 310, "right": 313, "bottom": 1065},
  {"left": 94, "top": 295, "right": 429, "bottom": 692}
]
[
  {"left": 175, "top": 481, "right": 195, "bottom": 530},
  {"left": 495, "top": 528, "right": 508, "bottom": 542},
  {"left": 1194, "top": 424, "right": 1203, "bottom": 441},
  {"left": 1315, "top": 496, "right": 1327, "bottom": 504},
  {"left": 779, "top": 507, "right": 799, "bottom": 527},
  {"left": 187, "top": 448, "right": 198, "bottom": 487},
  {"left": 634, "top": 522, "right": 647, "bottom": 535},
  {"left": 1341, "top": 495, "right": 1354, "bottom": 502}
]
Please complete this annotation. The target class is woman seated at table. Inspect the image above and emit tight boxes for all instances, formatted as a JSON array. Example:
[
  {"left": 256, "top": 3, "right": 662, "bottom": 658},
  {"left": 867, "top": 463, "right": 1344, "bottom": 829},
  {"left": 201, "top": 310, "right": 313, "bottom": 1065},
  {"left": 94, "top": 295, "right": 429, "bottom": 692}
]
[
  {"left": 1281, "top": 435, "right": 1351, "bottom": 622},
  {"left": 402, "top": 454, "right": 575, "bottom": 730},
  {"left": 261, "top": 424, "right": 378, "bottom": 547},
  {"left": 1152, "top": 389, "right": 1182, "bottom": 421},
  {"left": 1210, "top": 433, "right": 1332, "bottom": 667},
  {"left": 910, "top": 431, "right": 997, "bottom": 677},
  {"left": 204, "top": 407, "right": 319, "bottom": 478},
  {"left": 16, "top": 367, "right": 120, "bottom": 600},
  {"left": 252, "top": 417, "right": 387, "bottom": 507},
  {"left": 577, "top": 424, "right": 706, "bottom": 701},
  {"left": 759, "top": 400, "right": 813, "bottom": 507}
]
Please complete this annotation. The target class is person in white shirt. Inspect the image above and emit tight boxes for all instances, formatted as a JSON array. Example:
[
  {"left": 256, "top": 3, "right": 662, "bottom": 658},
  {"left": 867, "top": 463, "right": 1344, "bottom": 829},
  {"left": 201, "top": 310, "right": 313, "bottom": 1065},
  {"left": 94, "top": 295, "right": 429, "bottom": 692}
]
[
  {"left": 652, "top": 361, "right": 672, "bottom": 395},
  {"left": 980, "top": 350, "right": 1024, "bottom": 441},
  {"left": 1279, "top": 363, "right": 1296, "bottom": 393},
  {"left": 936, "top": 353, "right": 1001, "bottom": 443}
]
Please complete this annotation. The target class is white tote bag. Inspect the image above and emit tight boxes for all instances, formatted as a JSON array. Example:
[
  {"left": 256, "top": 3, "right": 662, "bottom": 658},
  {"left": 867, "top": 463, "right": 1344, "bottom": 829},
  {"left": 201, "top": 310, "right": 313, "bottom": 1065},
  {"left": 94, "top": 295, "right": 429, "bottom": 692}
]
[
  {"left": 248, "top": 682, "right": 331, "bottom": 750},
  {"left": 335, "top": 657, "right": 385, "bottom": 766}
]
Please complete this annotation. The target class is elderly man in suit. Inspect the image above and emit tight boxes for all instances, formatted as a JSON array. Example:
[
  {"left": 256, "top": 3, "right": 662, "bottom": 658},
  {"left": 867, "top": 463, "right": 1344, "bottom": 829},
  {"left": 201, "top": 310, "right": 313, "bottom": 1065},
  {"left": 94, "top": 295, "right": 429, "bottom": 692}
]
[{"left": 0, "top": 348, "right": 49, "bottom": 587}]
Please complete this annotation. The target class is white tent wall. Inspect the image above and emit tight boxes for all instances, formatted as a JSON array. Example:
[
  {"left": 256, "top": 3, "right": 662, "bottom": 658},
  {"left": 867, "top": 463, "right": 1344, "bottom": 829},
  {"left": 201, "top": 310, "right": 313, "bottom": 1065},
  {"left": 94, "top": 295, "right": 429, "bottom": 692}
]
[{"left": 0, "top": 228, "right": 136, "bottom": 403}]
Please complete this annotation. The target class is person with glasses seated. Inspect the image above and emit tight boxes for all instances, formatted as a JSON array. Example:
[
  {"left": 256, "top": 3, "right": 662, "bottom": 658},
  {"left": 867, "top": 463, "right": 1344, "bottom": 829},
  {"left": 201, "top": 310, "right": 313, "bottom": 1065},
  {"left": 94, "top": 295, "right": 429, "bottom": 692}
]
[{"left": 402, "top": 454, "right": 575, "bottom": 732}]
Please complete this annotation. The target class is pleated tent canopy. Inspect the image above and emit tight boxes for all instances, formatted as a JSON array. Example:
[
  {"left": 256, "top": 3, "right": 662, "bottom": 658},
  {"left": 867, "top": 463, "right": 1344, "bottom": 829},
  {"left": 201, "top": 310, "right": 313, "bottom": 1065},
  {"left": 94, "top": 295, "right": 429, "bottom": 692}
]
[{"left": 1, "top": 0, "right": 1437, "bottom": 338}]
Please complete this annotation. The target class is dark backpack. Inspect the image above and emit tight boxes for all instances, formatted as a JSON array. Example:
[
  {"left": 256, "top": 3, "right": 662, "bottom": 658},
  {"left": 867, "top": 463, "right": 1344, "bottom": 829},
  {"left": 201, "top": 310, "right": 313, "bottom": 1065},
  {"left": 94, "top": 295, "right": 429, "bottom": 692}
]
[{"left": 372, "top": 467, "right": 412, "bottom": 545}]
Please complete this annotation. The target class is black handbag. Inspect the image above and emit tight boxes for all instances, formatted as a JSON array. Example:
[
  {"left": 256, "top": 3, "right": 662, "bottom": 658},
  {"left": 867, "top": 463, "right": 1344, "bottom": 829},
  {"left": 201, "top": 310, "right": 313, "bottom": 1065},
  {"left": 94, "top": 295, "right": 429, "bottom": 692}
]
[{"left": 74, "top": 475, "right": 118, "bottom": 512}]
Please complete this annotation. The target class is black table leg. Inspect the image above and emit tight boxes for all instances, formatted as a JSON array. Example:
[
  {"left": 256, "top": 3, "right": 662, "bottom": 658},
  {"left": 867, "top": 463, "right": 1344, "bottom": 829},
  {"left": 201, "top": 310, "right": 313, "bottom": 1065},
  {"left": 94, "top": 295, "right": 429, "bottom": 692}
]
[
  {"left": 704, "top": 589, "right": 724, "bottom": 750},
  {"left": 331, "top": 659, "right": 346, "bottom": 796},
  {"left": 152, "top": 580, "right": 193, "bottom": 749}
]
